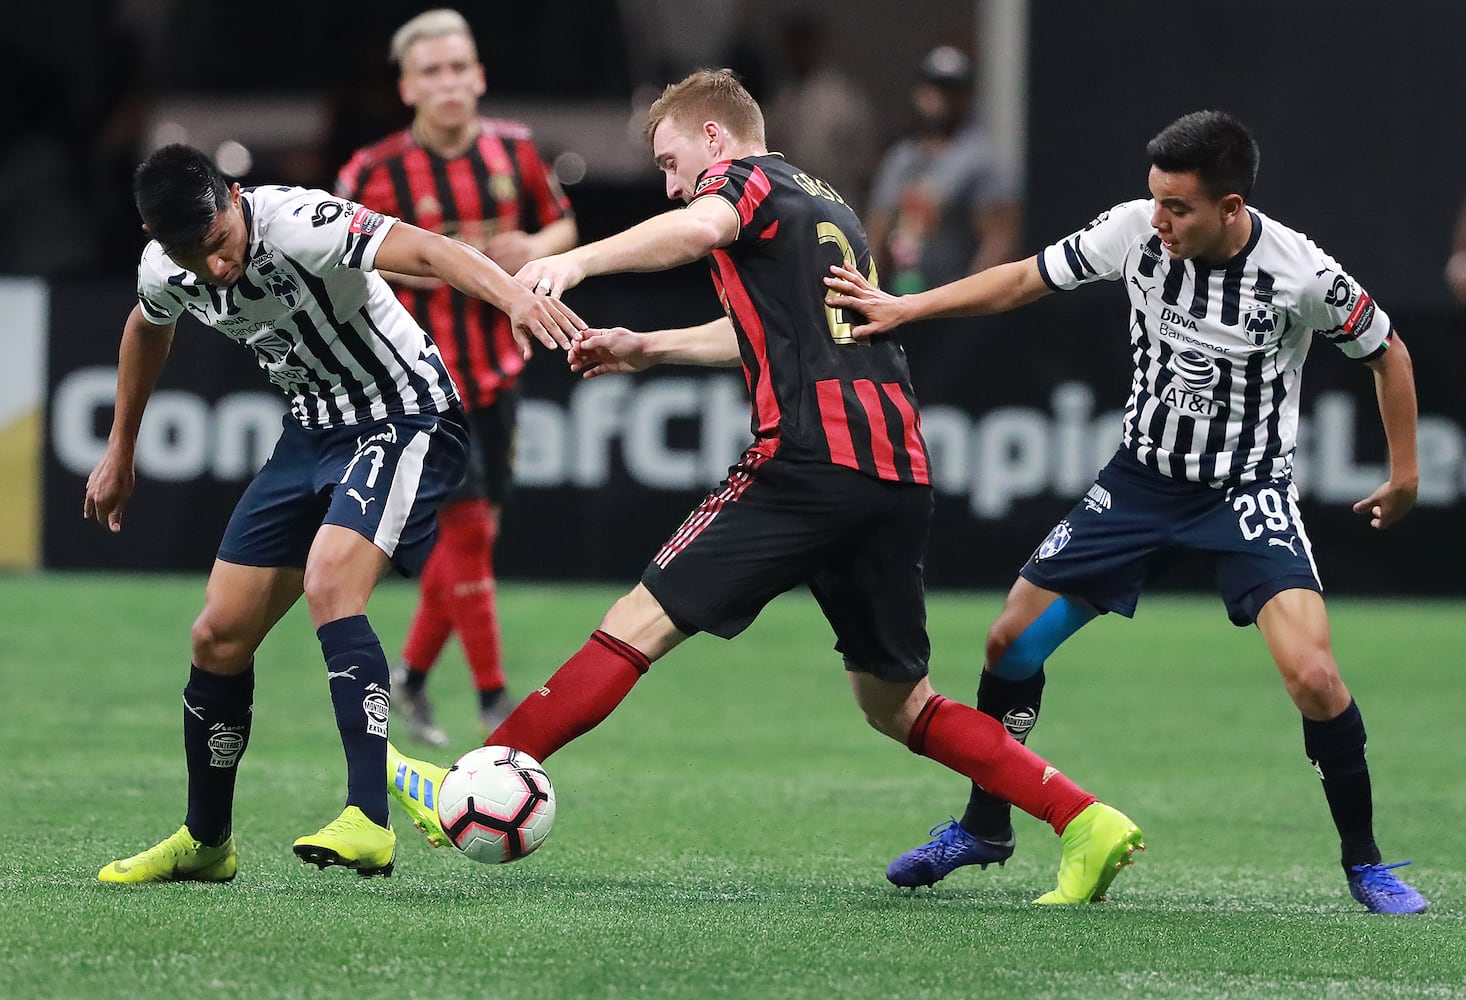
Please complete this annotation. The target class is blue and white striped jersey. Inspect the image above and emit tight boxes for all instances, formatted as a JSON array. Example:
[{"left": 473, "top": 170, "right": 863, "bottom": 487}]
[
  {"left": 1038, "top": 200, "right": 1392, "bottom": 487},
  {"left": 136, "top": 185, "right": 459, "bottom": 430}
]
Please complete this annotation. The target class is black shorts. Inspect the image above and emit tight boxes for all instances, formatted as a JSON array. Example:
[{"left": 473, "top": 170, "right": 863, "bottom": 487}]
[
  {"left": 448, "top": 391, "right": 518, "bottom": 506},
  {"left": 1021, "top": 449, "right": 1322, "bottom": 626},
  {"left": 640, "top": 452, "right": 933, "bottom": 681}
]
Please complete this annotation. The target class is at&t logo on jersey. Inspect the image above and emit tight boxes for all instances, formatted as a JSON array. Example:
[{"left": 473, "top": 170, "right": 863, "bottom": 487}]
[{"left": 1161, "top": 349, "right": 1225, "bottom": 418}]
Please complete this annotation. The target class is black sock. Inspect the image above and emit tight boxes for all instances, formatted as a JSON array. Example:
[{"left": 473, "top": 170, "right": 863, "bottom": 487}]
[
  {"left": 182, "top": 663, "right": 254, "bottom": 846},
  {"left": 318, "top": 615, "right": 391, "bottom": 829},
  {"left": 1302, "top": 700, "right": 1381, "bottom": 871},
  {"left": 478, "top": 686, "right": 507, "bottom": 712},
  {"left": 401, "top": 666, "right": 428, "bottom": 697},
  {"left": 960, "top": 669, "right": 1046, "bottom": 839}
]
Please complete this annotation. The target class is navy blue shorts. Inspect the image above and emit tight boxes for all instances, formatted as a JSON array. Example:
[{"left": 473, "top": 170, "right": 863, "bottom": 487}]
[
  {"left": 640, "top": 454, "right": 933, "bottom": 682},
  {"left": 217, "top": 409, "right": 469, "bottom": 576},
  {"left": 1021, "top": 450, "right": 1321, "bottom": 626}
]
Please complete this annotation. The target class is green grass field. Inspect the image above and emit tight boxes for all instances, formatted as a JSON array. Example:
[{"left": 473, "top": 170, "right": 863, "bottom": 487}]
[{"left": 1, "top": 574, "right": 1461, "bottom": 999}]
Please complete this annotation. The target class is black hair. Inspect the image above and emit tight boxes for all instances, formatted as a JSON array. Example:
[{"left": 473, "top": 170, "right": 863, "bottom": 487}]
[
  {"left": 132, "top": 144, "right": 230, "bottom": 249},
  {"left": 1145, "top": 110, "right": 1259, "bottom": 200}
]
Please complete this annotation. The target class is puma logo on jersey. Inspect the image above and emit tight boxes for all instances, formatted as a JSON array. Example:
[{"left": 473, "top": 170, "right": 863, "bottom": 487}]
[
  {"left": 1129, "top": 276, "right": 1154, "bottom": 302},
  {"left": 347, "top": 488, "right": 376, "bottom": 515},
  {"left": 327, "top": 664, "right": 361, "bottom": 682},
  {"left": 1268, "top": 535, "right": 1299, "bottom": 556}
]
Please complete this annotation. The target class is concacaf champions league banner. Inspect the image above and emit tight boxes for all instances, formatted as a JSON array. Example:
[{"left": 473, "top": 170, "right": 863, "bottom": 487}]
[{"left": 42, "top": 275, "right": 1466, "bottom": 594}]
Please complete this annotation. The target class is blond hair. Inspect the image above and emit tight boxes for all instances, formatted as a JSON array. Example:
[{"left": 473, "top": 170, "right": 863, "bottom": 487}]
[
  {"left": 642, "top": 68, "right": 765, "bottom": 147},
  {"left": 389, "top": 9, "right": 476, "bottom": 66}
]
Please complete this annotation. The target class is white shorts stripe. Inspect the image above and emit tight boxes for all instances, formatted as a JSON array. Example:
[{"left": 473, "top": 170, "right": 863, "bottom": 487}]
[{"left": 373, "top": 427, "right": 433, "bottom": 556}]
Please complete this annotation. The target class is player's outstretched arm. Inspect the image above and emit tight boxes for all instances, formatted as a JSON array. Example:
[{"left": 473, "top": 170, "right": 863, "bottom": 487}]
[
  {"left": 1353, "top": 332, "right": 1419, "bottom": 529},
  {"left": 569, "top": 318, "right": 740, "bottom": 379},
  {"left": 375, "top": 222, "right": 586, "bottom": 357},
  {"left": 823, "top": 255, "right": 1051, "bottom": 339},
  {"left": 516, "top": 197, "right": 740, "bottom": 298},
  {"left": 84, "top": 305, "right": 175, "bottom": 533}
]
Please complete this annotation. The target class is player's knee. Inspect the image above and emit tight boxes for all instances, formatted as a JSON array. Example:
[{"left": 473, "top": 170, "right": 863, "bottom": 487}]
[
  {"left": 190, "top": 612, "right": 250, "bottom": 668},
  {"left": 1280, "top": 651, "right": 1343, "bottom": 709},
  {"left": 302, "top": 559, "right": 371, "bottom": 624},
  {"left": 987, "top": 596, "right": 1095, "bottom": 681},
  {"left": 984, "top": 620, "right": 1018, "bottom": 672},
  {"left": 599, "top": 586, "right": 682, "bottom": 662}
]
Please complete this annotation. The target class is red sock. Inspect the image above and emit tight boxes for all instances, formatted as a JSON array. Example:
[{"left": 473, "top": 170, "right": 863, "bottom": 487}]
[
  {"left": 401, "top": 538, "right": 452, "bottom": 671},
  {"left": 438, "top": 500, "right": 506, "bottom": 692},
  {"left": 486, "top": 631, "right": 650, "bottom": 760},
  {"left": 908, "top": 695, "right": 1094, "bottom": 834}
]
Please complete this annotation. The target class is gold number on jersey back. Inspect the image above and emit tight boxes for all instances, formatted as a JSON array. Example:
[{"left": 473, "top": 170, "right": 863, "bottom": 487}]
[{"left": 816, "top": 221, "right": 878, "bottom": 344}]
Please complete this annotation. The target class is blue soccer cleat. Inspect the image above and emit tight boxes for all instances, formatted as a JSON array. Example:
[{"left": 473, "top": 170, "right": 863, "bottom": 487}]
[
  {"left": 1348, "top": 861, "right": 1427, "bottom": 914},
  {"left": 886, "top": 818, "right": 1016, "bottom": 887}
]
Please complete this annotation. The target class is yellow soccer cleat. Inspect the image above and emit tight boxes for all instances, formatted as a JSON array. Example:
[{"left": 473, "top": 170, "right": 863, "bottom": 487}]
[
  {"left": 1034, "top": 802, "right": 1144, "bottom": 905},
  {"left": 292, "top": 806, "right": 395, "bottom": 877},
  {"left": 387, "top": 739, "right": 451, "bottom": 848},
  {"left": 99, "top": 825, "right": 237, "bottom": 884}
]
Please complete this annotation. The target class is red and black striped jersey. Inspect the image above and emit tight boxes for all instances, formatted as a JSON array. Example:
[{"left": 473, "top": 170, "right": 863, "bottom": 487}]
[
  {"left": 335, "top": 119, "right": 573, "bottom": 409},
  {"left": 695, "top": 154, "right": 930, "bottom": 485}
]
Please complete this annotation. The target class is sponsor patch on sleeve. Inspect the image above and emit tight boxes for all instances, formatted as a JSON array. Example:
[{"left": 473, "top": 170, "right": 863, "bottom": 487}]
[
  {"left": 1343, "top": 292, "right": 1375, "bottom": 337},
  {"left": 349, "top": 206, "right": 386, "bottom": 236},
  {"left": 694, "top": 175, "right": 729, "bottom": 197}
]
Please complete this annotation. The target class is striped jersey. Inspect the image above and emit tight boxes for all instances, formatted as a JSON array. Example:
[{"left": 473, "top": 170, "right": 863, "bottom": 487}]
[
  {"left": 694, "top": 154, "right": 930, "bottom": 485},
  {"left": 1038, "top": 200, "right": 1392, "bottom": 487},
  {"left": 335, "top": 119, "right": 573, "bottom": 409},
  {"left": 136, "top": 185, "right": 459, "bottom": 430}
]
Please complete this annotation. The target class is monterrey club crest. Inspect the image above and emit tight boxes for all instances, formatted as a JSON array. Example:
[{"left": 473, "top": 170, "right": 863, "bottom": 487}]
[{"left": 1034, "top": 520, "right": 1073, "bottom": 561}]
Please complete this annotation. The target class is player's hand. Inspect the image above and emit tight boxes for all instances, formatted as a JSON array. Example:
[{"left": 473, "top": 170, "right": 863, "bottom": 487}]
[
  {"left": 1352, "top": 479, "right": 1417, "bottom": 529},
  {"left": 83, "top": 450, "right": 135, "bottom": 533},
  {"left": 822, "top": 265, "right": 910, "bottom": 339},
  {"left": 483, "top": 231, "right": 537, "bottom": 275},
  {"left": 515, "top": 254, "right": 586, "bottom": 301},
  {"left": 567, "top": 327, "right": 655, "bottom": 379},
  {"left": 505, "top": 291, "right": 587, "bottom": 359}
]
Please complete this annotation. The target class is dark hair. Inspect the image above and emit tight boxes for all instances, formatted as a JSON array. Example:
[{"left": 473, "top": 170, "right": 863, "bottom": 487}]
[
  {"left": 1145, "top": 111, "right": 1259, "bottom": 200},
  {"left": 133, "top": 144, "right": 231, "bottom": 249}
]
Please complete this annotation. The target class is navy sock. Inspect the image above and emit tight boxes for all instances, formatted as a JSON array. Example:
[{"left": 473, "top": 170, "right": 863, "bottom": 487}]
[
  {"left": 961, "top": 669, "right": 1046, "bottom": 838},
  {"left": 1302, "top": 700, "right": 1381, "bottom": 871},
  {"left": 182, "top": 663, "right": 254, "bottom": 846},
  {"left": 318, "top": 615, "right": 391, "bottom": 828}
]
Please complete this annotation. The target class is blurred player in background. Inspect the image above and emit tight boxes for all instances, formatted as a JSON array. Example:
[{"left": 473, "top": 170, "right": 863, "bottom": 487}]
[
  {"left": 388, "top": 69, "right": 1145, "bottom": 905},
  {"left": 337, "top": 9, "right": 578, "bottom": 747},
  {"left": 89, "top": 144, "right": 583, "bottom": 884},
  {"left": 825, "top": 110, "right": 1426, "bottom": 914}
]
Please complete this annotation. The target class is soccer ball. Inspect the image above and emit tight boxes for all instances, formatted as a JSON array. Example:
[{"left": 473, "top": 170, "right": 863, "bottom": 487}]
[{"left": 436, "top": 745, "right": 556, "bottom": 864}]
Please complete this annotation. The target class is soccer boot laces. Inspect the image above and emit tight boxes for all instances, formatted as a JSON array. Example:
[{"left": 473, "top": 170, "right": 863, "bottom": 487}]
[
  {"left": 1348, "top": 860, "right": 1427, "bottom": 914},
  {"left": 886, "top": 818, "right": 1016, "bottom": 888}
]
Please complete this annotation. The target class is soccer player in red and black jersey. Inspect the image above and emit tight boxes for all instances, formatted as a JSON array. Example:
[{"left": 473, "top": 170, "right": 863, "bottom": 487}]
[
  {"left": 387, "top": 69, "right": 1142, "bottom": 903},
  {"left": 336, "top": 10, "right": 578, "bottom": 747}
]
